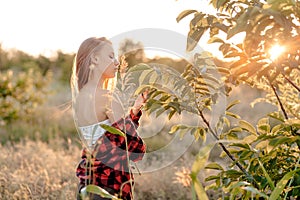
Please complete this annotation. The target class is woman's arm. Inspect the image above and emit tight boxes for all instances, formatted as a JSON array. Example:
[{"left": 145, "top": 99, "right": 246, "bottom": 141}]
[
  {"left": 95, "top": 91, "right": 148, "bottom": 161},
  {"left": 94, "top": 109, "right": 146, "bottom": 164}
]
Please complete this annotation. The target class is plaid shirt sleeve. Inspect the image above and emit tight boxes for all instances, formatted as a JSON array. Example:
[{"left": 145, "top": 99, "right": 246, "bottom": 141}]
[
  {"left": 98, "top": 109, "right": 146, "bottom": 162},
  {"left": 76, "top": 109, "right": 146, "bottom": 199}
]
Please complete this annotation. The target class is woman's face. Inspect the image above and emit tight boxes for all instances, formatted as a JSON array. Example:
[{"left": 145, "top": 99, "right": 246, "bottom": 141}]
[{"left": 94, "top": 43, "right": 119, "bottom": 79}]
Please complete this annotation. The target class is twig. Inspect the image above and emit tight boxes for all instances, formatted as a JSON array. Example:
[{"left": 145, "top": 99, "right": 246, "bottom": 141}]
[
  {"left": 195, "top": 98, "right": 257, "bottom": 187},
  {"left": 283, "top": 74, "right": 300, "bottom": 93},
  {"left": 269, "top": 82, "right": 289, "bottom": 120}
]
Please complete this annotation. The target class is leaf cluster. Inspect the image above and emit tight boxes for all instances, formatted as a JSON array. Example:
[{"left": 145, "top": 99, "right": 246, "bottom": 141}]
[
  {"left": 205, "top": 113, "right": 300, "bottom": 199},
  {"left": 177, "top": 0, "right": 300, "bottom": 89},
  {"left": 0, "top": 69, "right": 51, "bottom": 125}
]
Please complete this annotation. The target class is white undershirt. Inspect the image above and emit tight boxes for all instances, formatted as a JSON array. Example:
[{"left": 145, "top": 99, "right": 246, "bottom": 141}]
[{"left": 78, "top": 119, "right": 111, "bottom": 148}]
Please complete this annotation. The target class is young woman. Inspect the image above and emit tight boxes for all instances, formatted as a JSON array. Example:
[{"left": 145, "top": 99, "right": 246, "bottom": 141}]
[{"left": 71, "top": 37, "right": 147, "bottom": 200}]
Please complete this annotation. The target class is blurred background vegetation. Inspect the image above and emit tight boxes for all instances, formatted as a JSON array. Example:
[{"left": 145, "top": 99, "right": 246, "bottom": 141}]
[
  {"left": 0, "top": 37, "right": 275, "bottom": 199},
  {"left": 0, "top": 39, "right": 203, "bottom": 199},
  {"left": 0, "top": 39, "right": 190, "bottom": 145}
]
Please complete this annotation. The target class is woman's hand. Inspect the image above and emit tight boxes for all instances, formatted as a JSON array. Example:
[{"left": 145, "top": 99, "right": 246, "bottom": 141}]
[{"left": 132, "top": 90, "right": 148, "bottom": 116}]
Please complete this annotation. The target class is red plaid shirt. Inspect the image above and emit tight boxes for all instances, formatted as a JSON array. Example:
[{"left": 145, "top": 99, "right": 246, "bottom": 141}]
[{"left": 76, "top": 110, "right": 146, "bottom": 199}]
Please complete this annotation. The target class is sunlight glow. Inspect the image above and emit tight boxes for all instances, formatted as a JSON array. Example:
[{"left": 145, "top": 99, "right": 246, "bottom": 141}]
[{"left": 268, "top": 44, "right": 285, "bottom": 61}]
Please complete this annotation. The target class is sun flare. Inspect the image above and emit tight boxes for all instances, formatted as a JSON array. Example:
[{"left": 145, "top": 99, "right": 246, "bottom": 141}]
[{"left": 268, "top": 44, "right": 285, "bottom": 61}]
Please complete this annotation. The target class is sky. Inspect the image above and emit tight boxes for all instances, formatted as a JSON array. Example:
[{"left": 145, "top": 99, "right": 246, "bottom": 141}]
[{"left": 0, "top": 0, "right": 217, "bottom": 58}]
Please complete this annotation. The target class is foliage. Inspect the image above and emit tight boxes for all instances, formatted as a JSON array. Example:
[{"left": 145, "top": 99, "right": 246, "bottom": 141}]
[
  {"left": 0, "top": 45, "right": 74, "bottom": 83},
  {"left": 127, "top": 0, "right": 300, "bottom": 199},
  {"left": 54, "top": 50, "right": 75, "bottom": 83},
  {"left": 0, "top": 69, "right": 51, "bottom": 125}
]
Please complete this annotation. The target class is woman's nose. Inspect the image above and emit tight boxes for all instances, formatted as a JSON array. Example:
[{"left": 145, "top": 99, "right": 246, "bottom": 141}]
[{"left": 114, "top": 58, "right": 120, "bottom": 66}]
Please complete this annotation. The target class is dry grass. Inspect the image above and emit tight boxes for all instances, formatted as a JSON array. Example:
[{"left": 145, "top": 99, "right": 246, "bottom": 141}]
[
  {"left": 0, "top": 139, "right": 80, "bottom": 200},
  {"left": 0, "top": 83, "right": 276, "bottom": 199},
  {"left": 0, "top": 139, "right": 196, "bottom": 200}
]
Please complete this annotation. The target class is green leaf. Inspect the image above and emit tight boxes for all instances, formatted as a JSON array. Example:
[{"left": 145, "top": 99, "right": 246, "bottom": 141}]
[
  {"left": 159, "top": 94, "right": 171, "bottom": 101},
  {"left": 225, "top": 169, "right": 244, "bottom": 179},
  {"left": 239, "top": 150, "right": 253, "bottom": 160},
  {"left": 169, "top": 125, "right": 180, "bottom": 134},
  {"left": 187, "top": 27, "right": 206, "bottom": 51},
  {"left": 84, "top": 185, "right": 121, "bottom": 200},
  {"left": 216, "top": 0, "right": 227, "bottom": 9},
  {"left": 270, "top": 124, "right": 282, "bottom": 134},
  {"left": 201, "top": 74, "right": 221, "bottom": 85},
  {"left": 168, "top": 109, "right": 177, "bottom": 120},
  {"left": 228, "top": 59, "right": 248, "bottom": 69},
  {"left": 168, "top": 101, "right": 181, "bottom": 113},
  {"left": 230, "top": 180, "right": 250, "bottom": 188},
  {"left": 156, "top": 107, "right": 166, "bottom": 118},
  {"left": 169, "top": 124, "right": 188, "bottom": 134},
  {"left": 227, "top": 127, "right": 243, "bottom": 134},
  {"left": 243, "top": 135, "right": 257, "bottom": 144},
  {"left": 258, "top": 159, "right": 275, "bottom": 190},
  {"left": 230, "top": 185, "right": 246, "bottom": 199},
  {"left": 257, "top": 124, "right": 271, "bottom": 134},
  {"left": 190, "top": 127, "right": 206, "bottom": 141},
  {"left": 285, "top": 119, "right": 300, "bottom": 128},
  {"left": 268, "top": 112, "right": 284, "bottom": 122},
  {"left": 176, "top": 9, "right": 198, "bottom": 23},
  {"left": 148, "top": 101, "right": 163, "bottom": 114},
  {"left": 148, "top": 72, "right": 158, "bottom": 84},
  {"left": 205, "top": 162, "right": 224, "bottom": 171},
  {"left": 205, "top": 175, "right": 221, "bottom": 182},
  {"left": 100, "top": 124, "right": 125, "bottom": 137},
  {"left": 134, "top": 85, "right": 152, "bottom": 96},
  {"left": 226, "top": 111, "right": 241, "bottom": 119},
  {"left": 269, "top": 169, "right": 300, "bottom": 200},
  {"left": 127, "top": 63, "right": 152, "bottom": 73},
  {"left": 230, "top": 143, "right": 251, "bottom": 150},
  {"left": 207, "top": 36, "right": 225, "bottom": 44},
  {"left": 257, "top": 117, "right": 269, "bottom": 126},
  {"left": 191, "top": 144, "right": 214, "bottom": 175},
  {"left": 239, "top": 120, "right": 257, "bottom": 135},
  {"left": 269, "top": 136, "right": 291, "bottom": 147},
  {"left": 139, "top": 70, "right": 154, "bottom": 85},
  {"left": 226, "top": 100, "right": 240, "bottom": 111},
  {"left": 257, "top": 118, "right": 270, "bottom": 134},
  {"left": 217, "top": 67, "right": 231, "bottom": 75},
  {"left": 242, "top": 186, "right": 269, "bottom": 199},
  {"left": 223, "top": 117, "right": 231, "bottom": 127}
]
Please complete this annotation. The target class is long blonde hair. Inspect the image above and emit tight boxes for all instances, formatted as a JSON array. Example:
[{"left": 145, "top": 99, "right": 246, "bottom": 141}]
[{"left": 71, "top": 37, "right": 112, "bottom": 96}]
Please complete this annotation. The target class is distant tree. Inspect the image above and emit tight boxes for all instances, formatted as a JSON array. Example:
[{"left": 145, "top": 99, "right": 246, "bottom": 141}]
[
  {"left": 0, "top": 44, "right": 9, "bottom": 71},
  {"left": 118, "top": 38, "right": 146, "bottom": 67},
  {"left": 53, "top": 50, "right": 75, "bottom": 84},
  {"left": 36, "top": 55, "right": 52, "bottom": 76}
]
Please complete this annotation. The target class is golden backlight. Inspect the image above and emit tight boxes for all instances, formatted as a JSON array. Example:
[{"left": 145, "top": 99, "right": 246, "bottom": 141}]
[{"left": 268, "top": 44, "right": 285, "bottom": 61}]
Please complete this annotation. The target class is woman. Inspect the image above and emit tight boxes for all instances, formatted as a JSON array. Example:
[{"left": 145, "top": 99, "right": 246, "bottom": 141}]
[{"left": 71, "top": 37, "right": 147, "bottom": 200}]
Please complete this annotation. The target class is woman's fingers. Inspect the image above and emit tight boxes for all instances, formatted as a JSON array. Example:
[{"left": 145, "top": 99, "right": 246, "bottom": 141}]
[{"left": 141, "top": 90, "right": 149, "bottom": 102}]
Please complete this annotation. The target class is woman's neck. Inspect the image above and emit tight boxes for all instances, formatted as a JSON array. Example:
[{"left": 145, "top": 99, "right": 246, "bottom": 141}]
[{"left": 86, "top": 77, "right": 107, "bottom": 91}]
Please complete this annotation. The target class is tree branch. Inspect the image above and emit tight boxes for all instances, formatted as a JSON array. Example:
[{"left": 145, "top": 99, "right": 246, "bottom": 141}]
[
  {"left": 195, "top": 100, "right": 257, "bottom": 187},
  {"left": 283, "top": 74, "right": 300, "bottom": 93},
  {"left": 269, "top": 82, "right": 289, "bottom": 120}
]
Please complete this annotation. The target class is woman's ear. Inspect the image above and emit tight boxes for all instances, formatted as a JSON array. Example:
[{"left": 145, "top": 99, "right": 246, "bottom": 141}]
[
  {"left": 91, "top": 55, "right": 98, "bottom": 64},
  {"left": 91, "top": 54, "right": 98, "bottom": 65}
]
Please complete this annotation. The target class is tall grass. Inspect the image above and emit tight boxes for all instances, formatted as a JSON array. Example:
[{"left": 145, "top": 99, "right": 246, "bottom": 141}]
[
  {"left": 0, "top": 82, "right": 275, "bottom": 199},
  {"left": 0, "top": 139, "right": 80, "bottom": 199}
]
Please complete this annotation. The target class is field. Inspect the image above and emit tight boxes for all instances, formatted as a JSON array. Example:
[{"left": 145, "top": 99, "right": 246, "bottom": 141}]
[{"left": 0, "top": 82, "right": 274, "bottom": 200}]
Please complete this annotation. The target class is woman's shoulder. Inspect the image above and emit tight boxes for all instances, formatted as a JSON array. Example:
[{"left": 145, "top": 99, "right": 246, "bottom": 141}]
[
  {"left": 77, "top": 87, "right": 111, "bottom": 98},
  {"left": 95, "top": 88, "right": 112, "bottom": 102}
]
